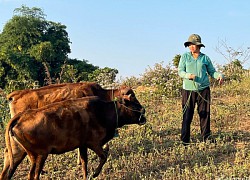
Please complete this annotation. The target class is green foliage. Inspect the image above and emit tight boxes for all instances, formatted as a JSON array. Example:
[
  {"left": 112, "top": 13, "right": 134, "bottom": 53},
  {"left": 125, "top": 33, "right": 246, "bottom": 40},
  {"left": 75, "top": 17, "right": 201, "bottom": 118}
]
[
  {"left": 172, "top": 54, "right": 181, "bottom": 68},
  {"left": 29, "top": 41, "right": 54, "bottom": 84},
  {"left": 0, "top": 89, "right": 10, "bottom": 128},
  {"left": 14, "top": 5, "right": 46, "bottom": 19},
  {"left": 217, "top": 59, "right": 246, "bottom": 83},
  {"left": 29, "top": 42, "right": 53, "bottom": 63},
  {"left": 88, "top": 67, "right": 119, "bottom": 87},
  {"left": 43, "top": 21, "right": 71, "bottom": 76},
  {"left": 140, "top": 62, "right": 182, "bottom": 97},
  {"left": 6, "top": 80, "right": 40, "bottom": 93},
  {"left": 66, "top": 58, "right": 98, "bottom": 82},
  {"left": 59, "top": 65, "right": 79, "bottom": 83},
  {"left": 0, "top": 62, "right": 5, "bottom": 79},
  {"left": 121, "top": 76, "right": 142, "bottom": 88},
  {"left": 0, "top": 5, "right": 70, "bottom": 87},
  {"left": 0, "top": 5, "right": 102, "bottom": 88}
]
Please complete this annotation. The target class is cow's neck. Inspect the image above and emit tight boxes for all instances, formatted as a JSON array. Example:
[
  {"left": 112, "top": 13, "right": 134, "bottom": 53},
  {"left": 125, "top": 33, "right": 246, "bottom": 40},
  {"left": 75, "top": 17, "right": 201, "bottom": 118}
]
[
  {"left": 107, "top": 88, "right": 120, "bottom": 101},
  {"left": 101, "top": 100, "right": 121, "bottom": 128}
]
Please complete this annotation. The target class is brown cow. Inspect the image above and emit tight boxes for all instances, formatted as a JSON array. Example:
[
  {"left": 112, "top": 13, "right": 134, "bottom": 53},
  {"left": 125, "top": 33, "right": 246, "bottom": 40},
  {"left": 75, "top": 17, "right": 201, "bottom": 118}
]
[
  {"left": 1, "top": 82, "right": 135, "bottom": 179},
  {"left": 7, "top": 82, "right": 123, "bottom": 117},
  {"left": 4, "top": 95, "right": 146, "bottom": 180}
]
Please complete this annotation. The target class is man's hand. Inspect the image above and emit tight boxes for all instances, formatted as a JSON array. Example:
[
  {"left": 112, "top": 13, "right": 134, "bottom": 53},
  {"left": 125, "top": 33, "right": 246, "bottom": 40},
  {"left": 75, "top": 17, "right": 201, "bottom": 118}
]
[
  {"left": 188, "top": 74, "right": 196, "bottom": 80},
  {"left": 217, "top": 75, "right": 224, "bottom": 85}
]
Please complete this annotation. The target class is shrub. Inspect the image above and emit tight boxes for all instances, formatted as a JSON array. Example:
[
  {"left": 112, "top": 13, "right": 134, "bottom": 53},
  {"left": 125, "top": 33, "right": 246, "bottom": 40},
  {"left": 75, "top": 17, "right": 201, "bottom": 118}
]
[
  {"left": 140, "top": 62, "right": 182, "bottom": 98},
  {"left": 0, "top": 89, "right": 10, "bottom": 128}
]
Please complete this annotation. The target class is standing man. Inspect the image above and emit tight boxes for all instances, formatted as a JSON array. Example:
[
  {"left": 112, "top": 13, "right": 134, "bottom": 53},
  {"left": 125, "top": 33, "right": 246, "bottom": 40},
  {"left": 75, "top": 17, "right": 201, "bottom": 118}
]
[{"left": 178, "top": 34, "right": 224, "bottom": 145}]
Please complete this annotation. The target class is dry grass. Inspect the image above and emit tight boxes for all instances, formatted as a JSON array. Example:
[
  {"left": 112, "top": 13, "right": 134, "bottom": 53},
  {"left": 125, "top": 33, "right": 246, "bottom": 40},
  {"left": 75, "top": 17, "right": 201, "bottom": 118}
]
[{"left": 0, "top": 78, "right": 250, "bottom": 179}]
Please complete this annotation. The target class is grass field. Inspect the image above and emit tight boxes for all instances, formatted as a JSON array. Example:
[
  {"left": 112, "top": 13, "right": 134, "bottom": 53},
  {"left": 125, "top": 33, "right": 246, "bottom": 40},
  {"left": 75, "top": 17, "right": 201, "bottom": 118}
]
[{"left": 0, "top": 78, "right": 250, "bottom": 180}]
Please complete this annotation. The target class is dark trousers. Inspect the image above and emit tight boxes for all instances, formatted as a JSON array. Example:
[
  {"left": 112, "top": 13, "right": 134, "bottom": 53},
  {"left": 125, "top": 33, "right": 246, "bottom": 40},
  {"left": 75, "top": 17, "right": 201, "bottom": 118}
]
[{"left": 181, "top": 87, "right": 211, "bottom": 144}]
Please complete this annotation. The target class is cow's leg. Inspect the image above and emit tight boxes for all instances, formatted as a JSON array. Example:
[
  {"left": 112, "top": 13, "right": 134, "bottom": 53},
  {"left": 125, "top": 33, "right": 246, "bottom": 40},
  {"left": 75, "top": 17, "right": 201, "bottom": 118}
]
[
  {"left": 91, "top": 145, "right": 109, "bottom": 178},
  {"left": 34, "top": 154, "right": 47, "bottom": 180},
  {"left": 79, "top": 146, "right": 88, "bottom": 180},
  {"left": 27, "top": 153, "right": 47, "bottom": 180},
  {"left": 28, "top": 153, "right": 36, "bottom": 180},
  {"left": 0, "top": 140, "right": 27, "bottom": 180},
  {"left": 0, "top": 148, "right": 12, "bottom": 180},
  {"left": 78, "top": 144, "right": 109, "bottom": 166}
]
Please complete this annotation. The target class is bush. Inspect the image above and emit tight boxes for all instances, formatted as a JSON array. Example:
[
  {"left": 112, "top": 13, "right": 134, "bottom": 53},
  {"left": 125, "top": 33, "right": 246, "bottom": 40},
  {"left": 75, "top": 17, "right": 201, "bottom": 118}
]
[
  {"left": 217, "top": 60, "right": 248, "bottom": 83},
  {"left": 140, "top": 62, "right": 182, "bottom": 98},
  {"left": 0, "top": 89, "right": 10, "bottom": 128}
]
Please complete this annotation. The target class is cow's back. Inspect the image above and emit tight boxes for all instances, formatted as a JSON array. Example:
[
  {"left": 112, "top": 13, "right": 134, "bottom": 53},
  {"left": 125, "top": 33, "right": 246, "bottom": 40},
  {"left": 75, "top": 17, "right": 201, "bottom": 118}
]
[
  {"left": 11, "top": 97, "right": 101, "bottom": 154},
  {"left": 7, "top": 82, "right": 107, "bottom": 117}
]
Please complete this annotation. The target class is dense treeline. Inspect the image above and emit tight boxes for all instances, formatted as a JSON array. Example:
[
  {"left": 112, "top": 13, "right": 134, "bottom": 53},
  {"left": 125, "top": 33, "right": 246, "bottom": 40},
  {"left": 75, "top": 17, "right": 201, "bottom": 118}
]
[{"left": 0, "top": 5, "right": 118, "bottom": 90}]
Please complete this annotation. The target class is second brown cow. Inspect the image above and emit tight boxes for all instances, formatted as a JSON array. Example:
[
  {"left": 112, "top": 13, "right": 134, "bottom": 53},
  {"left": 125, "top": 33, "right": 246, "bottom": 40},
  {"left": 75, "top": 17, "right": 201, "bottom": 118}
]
[
  {"left": 1, "top": 82, "right": 137, "bottom": 179},
  {"left": 4, "top": 95, "right": 146, "bottom": 179}
]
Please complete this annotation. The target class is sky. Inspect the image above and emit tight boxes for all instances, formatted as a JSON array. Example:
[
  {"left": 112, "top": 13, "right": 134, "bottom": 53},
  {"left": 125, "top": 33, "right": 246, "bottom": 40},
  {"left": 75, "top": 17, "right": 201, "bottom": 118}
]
[{"left": 1, "top": 0, "right": 250, "bottom": 79}]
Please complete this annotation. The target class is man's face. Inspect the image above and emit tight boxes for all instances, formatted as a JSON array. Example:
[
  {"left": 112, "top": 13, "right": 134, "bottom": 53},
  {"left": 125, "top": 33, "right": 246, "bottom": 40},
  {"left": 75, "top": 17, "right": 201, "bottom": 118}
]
[{"left": 188, "top": 44, "right": 200, "bottom": 53}]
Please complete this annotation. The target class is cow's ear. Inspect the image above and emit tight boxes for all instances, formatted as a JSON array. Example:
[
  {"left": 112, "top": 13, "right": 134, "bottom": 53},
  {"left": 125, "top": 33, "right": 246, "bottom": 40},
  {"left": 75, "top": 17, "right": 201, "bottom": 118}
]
[
  {"left": 123, "top": 94, "right": 131, "bottom": 101},
  {"left": 120, "top": 86, "right": 130, "bottom": 95}
]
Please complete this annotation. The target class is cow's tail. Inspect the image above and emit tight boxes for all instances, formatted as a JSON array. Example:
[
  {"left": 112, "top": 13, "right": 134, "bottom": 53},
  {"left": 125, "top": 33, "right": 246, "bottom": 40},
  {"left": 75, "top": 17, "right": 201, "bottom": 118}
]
[{"left": 5, "top": 113, "right": 20, "bottom": 179}]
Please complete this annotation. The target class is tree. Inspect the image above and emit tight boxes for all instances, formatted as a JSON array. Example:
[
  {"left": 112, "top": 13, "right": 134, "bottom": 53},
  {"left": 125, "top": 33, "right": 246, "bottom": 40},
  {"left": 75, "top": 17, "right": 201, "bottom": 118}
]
[
  {"left": 43, "top": 21, "right": 71, "bottom": 80},
  {"left": 215, "top": 39, "right": 250, "bottom": 82},
  {"left": 0, "top": 13, "right": 44, "bottom": 86},
  {"left": 29, "top": 42, "right": 54, "bottom": 84},
  {"left": 215, "top": 38, "right": 250, "bottom": 65},
  {"left": 67, "top": 58, "right": 99, "bottom": 82},
  {"left": 14, "top": 5, "right": 46, "bottom": 19},
  {"left": 88, "top": 67, "right": 119, "bottom": 87},
  {"left": 0, "top": 5, "right": 71, "bottom": 88},
  {"left": 58, "top": 59, "right": 99, "bottom": 83},
  {"left": 172, "top": 54, "right": 181, "bottom": 68}
]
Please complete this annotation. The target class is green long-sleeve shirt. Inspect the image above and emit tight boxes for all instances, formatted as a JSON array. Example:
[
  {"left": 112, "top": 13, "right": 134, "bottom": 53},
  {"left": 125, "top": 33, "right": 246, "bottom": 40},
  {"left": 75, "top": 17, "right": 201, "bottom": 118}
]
[{"left": 178, "top": 52, "right": 223, "bottom": 91}]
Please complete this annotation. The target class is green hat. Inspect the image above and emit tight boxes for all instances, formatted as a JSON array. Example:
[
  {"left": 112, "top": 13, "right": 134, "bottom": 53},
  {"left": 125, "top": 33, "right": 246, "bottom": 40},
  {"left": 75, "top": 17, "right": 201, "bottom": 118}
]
[{"left": 184, "top": 34, "right": 205, "bottom": 48}]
